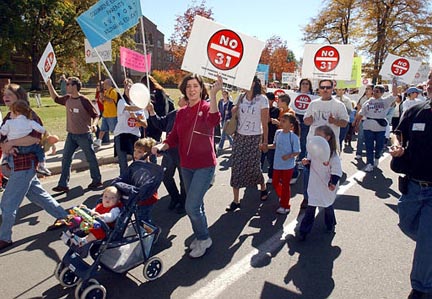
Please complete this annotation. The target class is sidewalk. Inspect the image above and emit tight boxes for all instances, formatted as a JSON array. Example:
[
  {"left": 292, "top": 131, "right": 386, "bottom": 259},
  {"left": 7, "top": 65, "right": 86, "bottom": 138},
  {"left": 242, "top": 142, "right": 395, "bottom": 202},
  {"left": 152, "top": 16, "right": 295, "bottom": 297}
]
[{"left": 45, "top": 138, "right": 117, "bottom": 176}]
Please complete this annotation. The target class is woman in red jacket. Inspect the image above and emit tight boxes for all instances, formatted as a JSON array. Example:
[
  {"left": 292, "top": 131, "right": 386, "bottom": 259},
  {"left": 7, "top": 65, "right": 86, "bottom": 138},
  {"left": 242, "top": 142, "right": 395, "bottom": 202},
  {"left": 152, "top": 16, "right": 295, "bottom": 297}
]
[{"left": 152, "top": 73, "right": 221, "bottom": 259}]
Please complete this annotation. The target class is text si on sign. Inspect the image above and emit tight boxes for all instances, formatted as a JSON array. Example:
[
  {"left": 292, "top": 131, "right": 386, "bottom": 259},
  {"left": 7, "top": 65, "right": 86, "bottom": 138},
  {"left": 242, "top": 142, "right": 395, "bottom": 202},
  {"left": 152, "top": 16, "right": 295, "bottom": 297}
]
[
  {"left": 314, "top": 45, "right": 340, "bottom": 72},
  {"left": 391, "top": 58, "right": 410, "bottom": 76},
  {"left": 207, "top": 30, "right": 244, "bottom": 71}
]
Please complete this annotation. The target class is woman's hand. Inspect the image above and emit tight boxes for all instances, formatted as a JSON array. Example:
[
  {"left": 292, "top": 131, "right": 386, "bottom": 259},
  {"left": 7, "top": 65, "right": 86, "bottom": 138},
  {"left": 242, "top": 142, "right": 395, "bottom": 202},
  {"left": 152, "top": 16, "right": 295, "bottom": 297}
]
[
  {"left": 259, "top": 143, "right": 268, "bottom": 153},
  {"left": 210, "top": 75, "right": 223, "bottom": 98},
  {"left": 301, "top": 158, "right": 310, "bottom": 166},
  {"left": 146, "top": 102, "right": 155, "bottom": 116},
  {"left": 151, "top": 143, "right": 168, "bottom": 155}
]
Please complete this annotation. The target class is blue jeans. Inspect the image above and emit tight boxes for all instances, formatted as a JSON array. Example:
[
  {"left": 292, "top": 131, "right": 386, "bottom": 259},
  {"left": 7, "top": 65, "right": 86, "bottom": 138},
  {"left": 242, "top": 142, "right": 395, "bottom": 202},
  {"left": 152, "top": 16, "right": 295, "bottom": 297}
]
[
  {"left": 218, "top": 121, "right": 233, "bottom": 149},
  {"left": 58, "top": 133, "right": 101, "bottom": 187},
  {"left": 100, "top": 117, "right": 118, "bottom": 133},
  {"left": 181, "top": 166, "right": 215, "bottom": 240},
  {"left": 299, "top": 205, "right": 336, "bottom": 235},
  {"left": 398, "top": 180, "right": 432, "bottom": 293},
  {"left": 303, "top": 166, "right": 310, "bottom": 200},
  {"left": 339, "top": 124, "right": 349, "bottom": 149},
  {"left": 355, "top": 121, "right": 365, "bottom": 156},
  {"left": 363, "top": 130, "right": 385, "bottom": 165},
  {"left": 17, "top": 144, "right": 45, "bottom": 162},
  {"left": 0, "top": 164, "right": 67, "bottom": 241},
  {"left": 298, "top": 119, "right": 310, "bottom": 161}
]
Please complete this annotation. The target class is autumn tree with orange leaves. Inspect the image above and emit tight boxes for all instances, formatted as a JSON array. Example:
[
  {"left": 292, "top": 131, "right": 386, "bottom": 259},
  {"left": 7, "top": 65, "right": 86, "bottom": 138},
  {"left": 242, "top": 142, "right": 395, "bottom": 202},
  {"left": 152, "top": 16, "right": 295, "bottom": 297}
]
[{"left": 260, "top": 36, "right": 296, "bottom": 82}]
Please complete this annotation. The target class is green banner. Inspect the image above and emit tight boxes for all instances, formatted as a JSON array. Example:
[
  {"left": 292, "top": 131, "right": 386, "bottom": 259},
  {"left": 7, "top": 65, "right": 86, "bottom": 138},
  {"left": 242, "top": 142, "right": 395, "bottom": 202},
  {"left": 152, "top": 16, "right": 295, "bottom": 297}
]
[{"left": 336, "top": 57, "right": 362, "bottom": 88}]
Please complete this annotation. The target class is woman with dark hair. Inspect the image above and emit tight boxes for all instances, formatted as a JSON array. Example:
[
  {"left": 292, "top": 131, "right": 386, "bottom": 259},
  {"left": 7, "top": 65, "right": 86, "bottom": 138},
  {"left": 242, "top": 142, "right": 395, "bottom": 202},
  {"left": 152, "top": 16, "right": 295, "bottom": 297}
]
[
  {"left": 152, "top": 73, "right": 220, "bottom": 258},
  {"left": 0, "top": 84, "right": 67, "bottom": 251},
  {"left": 113, "top": 78, "right": 147, "bottom": 177},
  {"left": 354, "top": 84, "right": 374, "bottom": 159},
  {"left": 140, "top": 74, "right": 174, "bottom": 143},
  {"left": 226, "top": 76, "right": 269, "bottom": 211}
]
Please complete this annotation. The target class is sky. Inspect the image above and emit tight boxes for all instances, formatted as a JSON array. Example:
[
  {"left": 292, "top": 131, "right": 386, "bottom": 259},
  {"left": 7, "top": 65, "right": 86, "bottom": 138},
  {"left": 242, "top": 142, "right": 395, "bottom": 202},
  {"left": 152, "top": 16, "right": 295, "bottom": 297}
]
[{"left": 142, "top": 0, "right": 324, "bottom": 60}]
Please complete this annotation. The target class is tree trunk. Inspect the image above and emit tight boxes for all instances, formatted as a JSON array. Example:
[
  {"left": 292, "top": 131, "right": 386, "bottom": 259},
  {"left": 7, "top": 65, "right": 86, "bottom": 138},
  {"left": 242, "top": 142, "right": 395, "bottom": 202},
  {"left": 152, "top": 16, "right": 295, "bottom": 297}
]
[{"left": 30, "top": 45, "right": 41, "bottom": 91}]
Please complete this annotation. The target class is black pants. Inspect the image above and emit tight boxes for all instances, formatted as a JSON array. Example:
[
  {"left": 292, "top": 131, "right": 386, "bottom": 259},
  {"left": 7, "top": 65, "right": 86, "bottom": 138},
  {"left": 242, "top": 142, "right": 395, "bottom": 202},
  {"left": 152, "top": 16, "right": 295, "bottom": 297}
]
[{"left": 162, "top": 150, "right": 186, "bottom": 206}]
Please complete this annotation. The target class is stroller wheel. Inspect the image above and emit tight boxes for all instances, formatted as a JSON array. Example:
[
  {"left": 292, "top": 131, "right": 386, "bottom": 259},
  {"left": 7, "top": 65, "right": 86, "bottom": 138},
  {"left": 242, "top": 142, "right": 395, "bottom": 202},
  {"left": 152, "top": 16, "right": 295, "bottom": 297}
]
[
  {"left": 143, "top": 256, "right": 163, "bottom": 281},
  {"left": 59, "top": 267, "right": 80, "bottom": 288},
  {"left": 54, "top": 262, "right": 64, "bottom": 281},
  {"left": 75, "top": 279, "right": 100, "bottom": 299},
  {"left": 80, "top": 283, "right": 106, "bottom": 299}
]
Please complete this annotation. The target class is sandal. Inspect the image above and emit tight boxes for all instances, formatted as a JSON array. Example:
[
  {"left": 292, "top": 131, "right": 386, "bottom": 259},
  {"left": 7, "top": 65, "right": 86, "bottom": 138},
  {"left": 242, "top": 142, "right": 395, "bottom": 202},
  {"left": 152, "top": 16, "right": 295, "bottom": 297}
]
[
  {"left": 260, "top": 189, "right": 268, "bottom": 201},
  {"left": 225, "top": 202, "right": 241, "bottom": 212}
]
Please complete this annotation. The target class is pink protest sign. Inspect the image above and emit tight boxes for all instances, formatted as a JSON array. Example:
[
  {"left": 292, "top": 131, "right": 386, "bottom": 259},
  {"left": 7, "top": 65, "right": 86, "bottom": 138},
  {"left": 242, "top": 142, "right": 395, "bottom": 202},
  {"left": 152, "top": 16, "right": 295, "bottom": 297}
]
[{"left": 120, "top": 47, "right": 151, "bottom": 72}]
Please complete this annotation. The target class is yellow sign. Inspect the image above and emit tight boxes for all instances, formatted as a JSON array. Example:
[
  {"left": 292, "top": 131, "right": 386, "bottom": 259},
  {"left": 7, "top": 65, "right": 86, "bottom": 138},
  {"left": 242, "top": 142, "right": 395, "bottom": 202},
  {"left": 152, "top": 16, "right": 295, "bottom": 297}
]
[{"left": 336, "top": 57, "right": 362, "bottom": 88}]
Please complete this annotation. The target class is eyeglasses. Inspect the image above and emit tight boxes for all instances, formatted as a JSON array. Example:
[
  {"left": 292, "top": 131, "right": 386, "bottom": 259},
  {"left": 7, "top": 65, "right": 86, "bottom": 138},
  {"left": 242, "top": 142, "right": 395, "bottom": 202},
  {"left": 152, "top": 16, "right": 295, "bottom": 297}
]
[{"left": 319, "top": 86, "right": 332, "bottom": 90}]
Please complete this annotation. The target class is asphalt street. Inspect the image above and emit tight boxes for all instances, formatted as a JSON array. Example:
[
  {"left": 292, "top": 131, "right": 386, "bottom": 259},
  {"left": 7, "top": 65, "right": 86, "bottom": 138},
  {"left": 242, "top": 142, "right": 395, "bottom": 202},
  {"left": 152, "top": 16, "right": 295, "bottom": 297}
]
[{"left": 0, "top": 146, "right": 416, "bottom": 299}]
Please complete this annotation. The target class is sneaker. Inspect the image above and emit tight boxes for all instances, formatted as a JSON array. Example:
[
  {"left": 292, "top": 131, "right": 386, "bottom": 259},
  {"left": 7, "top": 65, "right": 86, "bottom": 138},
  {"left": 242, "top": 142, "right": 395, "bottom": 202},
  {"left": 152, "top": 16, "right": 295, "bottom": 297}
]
[
  {"left": 373, "top": 159, "right": 379, "bottom": 167},
  {"left": 189, "top": 238, "right": 199, "bottom": 250},
  {"left": 189, "top": 237, "right": 212, "bottom": 258},
  {"left": 290, "top": 176, "right": 299, "bottom": 185},
  {"left": 355, "top": 154, "right": 362, "bottom": 160},
  {"left": 37, "top": 165, "right": 52, "bottom": 176},
  {"left": 93, "top": 139, "right": 102, "bottom": 147},
  {"left": 87, "top": 181, "right": 103, "bottom": 190},
  {"left": 363, "top": 164, "right": 374, "bottom": 172},
  {"left": 276, "top": 207, "right": 290, "bottom": 214},
  {"left": 266, "top": 178, "right": 273, "bottom": 184}
]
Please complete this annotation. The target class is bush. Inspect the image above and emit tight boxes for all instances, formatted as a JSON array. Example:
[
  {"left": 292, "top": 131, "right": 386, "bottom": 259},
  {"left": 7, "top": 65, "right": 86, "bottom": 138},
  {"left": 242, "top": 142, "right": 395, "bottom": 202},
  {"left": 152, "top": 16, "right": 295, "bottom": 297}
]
[{"left": 152, "top": 69, "right": 186, "bottom": 87}]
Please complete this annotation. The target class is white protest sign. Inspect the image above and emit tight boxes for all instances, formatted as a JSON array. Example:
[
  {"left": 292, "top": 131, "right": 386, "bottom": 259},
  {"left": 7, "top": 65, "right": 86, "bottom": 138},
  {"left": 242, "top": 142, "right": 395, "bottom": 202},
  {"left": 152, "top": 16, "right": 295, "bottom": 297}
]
[
  {"left": 266, "top": 87, "right": 290, "bottom": 99},
  {"left": 411, "top": 63, "right": 430, "bottom": 85},
  {"left": 181, "top": 16, "right": 265, "bottom": 90},
  {"left": 37, "top": 42, "right": 57, "bottom": 83},
  {"left": 256, "top": 72, "right": 266, "bottom": 85},
  {"left": 286, "top": 90, "right": 320, "bottom": 115},
  {"left": 84, "top": 39, "right": 112, "bottom": 63},
  {"left": 281, "top": 72, "right": 296, "bottom": 84},
  {"left": 302, "top": 44, "right": 354, "bottom": 80},
  {"left": 379, "top": 54, "right": 422, "bottom": 84}
]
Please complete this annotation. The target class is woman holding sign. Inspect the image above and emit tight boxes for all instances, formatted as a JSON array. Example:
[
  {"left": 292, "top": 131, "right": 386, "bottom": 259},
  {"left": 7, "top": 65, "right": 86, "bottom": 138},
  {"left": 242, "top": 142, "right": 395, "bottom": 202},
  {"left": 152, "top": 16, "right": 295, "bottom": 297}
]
[
  {"left": 226, "top": 76, "right": 269, "bottom": 212},
  {"left": 152, "top": 73, "right": 220, "bottom": 258}
]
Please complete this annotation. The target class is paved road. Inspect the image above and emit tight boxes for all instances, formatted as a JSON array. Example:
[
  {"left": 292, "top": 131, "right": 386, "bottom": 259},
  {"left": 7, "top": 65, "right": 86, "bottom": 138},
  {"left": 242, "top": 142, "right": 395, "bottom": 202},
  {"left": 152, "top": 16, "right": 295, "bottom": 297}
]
[{"left": 0, "top": 148, "right": 415, "bottom": 299}]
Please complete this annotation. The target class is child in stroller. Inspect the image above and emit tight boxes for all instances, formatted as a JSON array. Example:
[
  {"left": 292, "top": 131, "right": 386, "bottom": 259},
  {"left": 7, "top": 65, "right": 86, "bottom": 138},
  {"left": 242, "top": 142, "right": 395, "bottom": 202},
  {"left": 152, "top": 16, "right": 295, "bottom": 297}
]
[
  {"left": 55, "top": 148, "right": 164, "bottom": 298},
  {"left": 63, "top": 186, "right": 122, "bottom": 257}
]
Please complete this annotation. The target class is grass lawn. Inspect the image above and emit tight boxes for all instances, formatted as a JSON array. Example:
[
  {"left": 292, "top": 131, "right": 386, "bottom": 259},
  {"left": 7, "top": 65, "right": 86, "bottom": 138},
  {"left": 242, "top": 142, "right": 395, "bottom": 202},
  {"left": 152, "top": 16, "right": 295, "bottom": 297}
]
[{"left": 0, "top": 88, "right": 189, "bottom": 141}]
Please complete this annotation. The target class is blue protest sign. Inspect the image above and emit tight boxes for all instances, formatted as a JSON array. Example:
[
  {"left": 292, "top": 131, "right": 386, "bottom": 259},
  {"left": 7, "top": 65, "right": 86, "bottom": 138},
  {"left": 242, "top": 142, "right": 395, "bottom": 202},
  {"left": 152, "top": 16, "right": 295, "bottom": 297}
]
[{"left": 77, "top": 0, "right": 144, "bottom": 48}]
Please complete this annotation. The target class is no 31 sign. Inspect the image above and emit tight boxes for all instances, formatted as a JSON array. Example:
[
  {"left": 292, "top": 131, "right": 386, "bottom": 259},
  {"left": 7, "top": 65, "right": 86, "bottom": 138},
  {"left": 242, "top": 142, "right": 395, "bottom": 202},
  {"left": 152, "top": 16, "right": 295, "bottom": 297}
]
[{"left": 207, "top": 30, "right": 244, "bottom": 71}]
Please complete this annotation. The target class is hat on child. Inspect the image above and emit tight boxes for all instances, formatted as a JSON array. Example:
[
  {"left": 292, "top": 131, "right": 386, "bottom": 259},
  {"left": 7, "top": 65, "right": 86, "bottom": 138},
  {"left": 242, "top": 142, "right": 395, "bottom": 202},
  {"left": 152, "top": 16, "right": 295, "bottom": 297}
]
[{"left": 406, "top": 87, "right": 421, "bottom": 95}]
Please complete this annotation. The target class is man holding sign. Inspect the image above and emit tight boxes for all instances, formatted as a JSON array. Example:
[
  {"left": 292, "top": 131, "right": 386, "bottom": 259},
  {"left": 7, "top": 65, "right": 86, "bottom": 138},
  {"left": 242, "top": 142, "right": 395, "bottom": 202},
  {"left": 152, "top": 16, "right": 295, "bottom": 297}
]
[{"left": 46, "top": 77, "right": 102, "bottom": 192}]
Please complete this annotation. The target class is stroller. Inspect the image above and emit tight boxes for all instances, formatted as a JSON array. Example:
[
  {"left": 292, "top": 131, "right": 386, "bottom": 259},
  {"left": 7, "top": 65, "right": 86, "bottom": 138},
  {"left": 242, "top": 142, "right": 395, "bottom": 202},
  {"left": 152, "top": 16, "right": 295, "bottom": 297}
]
[{"left": 54, "top": 160, "right": 164, "bottom": 299}]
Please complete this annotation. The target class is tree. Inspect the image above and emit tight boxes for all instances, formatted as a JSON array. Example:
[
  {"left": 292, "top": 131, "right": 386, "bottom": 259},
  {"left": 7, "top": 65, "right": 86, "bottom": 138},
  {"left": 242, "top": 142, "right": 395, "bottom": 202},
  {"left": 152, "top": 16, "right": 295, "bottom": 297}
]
[
  {"left": 169, "top": 0, "right": 213, "bottom": 69},
  {"left": 0, "top": 0, "right": 136, "bottom": 89},
  {"left": 260, "top": 36, "right": 296, "bottom": 82},
  {"left": 302, "top": 0, "right": 432, "bottom": 83}
]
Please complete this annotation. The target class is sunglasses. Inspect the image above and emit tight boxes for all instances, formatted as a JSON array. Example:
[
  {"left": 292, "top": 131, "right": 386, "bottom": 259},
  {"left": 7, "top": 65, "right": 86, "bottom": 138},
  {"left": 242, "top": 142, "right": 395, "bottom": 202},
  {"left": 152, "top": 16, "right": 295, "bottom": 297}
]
[{"left": 319, "top": 86, "right": 332, "bottom": 90}]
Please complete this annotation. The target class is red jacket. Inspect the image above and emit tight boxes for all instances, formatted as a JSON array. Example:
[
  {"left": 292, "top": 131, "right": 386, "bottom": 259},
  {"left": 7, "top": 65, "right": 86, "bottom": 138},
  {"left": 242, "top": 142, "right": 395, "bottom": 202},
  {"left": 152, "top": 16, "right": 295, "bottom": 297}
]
[{"left": 165, "top": 100, "right": 220, "bottom": 169}]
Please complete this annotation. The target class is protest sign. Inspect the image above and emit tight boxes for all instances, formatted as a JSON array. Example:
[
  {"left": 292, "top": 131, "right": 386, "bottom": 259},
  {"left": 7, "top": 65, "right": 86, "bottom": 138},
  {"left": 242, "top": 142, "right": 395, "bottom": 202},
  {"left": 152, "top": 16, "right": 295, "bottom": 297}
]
[{"left": 37, "top": 42, "right": 56, "bottom": 83}]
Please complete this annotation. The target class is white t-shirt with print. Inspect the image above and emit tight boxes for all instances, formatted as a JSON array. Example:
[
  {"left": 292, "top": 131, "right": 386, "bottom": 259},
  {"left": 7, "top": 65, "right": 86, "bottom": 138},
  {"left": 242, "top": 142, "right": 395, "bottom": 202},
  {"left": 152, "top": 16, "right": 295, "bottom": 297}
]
[
  {"left": 113, "top": 99, "right": 143, "bottom": 137},
  {"left": 237, "top": 94, "right": 269, "bottom": 136},
  {"left": 360, "top": 95, "right": 395, "bottom": 132},
  {"left": 304, "top": 98, "right": 349, "bottom": 143}
]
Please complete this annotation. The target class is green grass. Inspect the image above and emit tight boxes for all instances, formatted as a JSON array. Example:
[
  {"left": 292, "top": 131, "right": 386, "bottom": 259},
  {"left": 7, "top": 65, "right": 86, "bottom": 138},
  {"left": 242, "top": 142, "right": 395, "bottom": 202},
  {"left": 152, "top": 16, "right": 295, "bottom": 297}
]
[{"left": 0, "top": 88, "right": 188, "bottom": 141}]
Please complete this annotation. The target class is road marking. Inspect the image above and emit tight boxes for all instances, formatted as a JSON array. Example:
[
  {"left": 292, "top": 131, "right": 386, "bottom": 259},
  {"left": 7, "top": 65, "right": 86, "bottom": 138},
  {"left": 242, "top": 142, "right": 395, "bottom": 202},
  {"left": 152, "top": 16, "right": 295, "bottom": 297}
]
[{"left": 188, "top": 153, "right": 390, "bottom": 299}]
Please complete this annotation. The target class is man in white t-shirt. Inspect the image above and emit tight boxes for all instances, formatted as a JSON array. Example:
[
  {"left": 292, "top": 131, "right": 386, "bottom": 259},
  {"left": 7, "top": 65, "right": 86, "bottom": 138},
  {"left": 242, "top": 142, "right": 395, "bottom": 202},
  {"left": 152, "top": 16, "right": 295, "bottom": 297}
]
[
  {"left": 304, "top": 80, "right": 349, "bottom": 144},
  {"left": 301, "top": 79, "right": 349, "bottom": 209}
]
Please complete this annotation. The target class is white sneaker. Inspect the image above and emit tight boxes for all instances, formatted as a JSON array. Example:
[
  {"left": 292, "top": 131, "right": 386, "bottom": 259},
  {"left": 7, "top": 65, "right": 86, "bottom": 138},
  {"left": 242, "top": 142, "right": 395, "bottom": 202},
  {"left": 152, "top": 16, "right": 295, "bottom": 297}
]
[
  {"left": 355, "top": 154, "right": 362, "bottom": 160},
  {"left": 290, "top": 176, "right": 298, "bottom": 185},
  {"left": 189, "top": 238, "right": 199, "bottom": 250},
  {"left": 266, "top": 178, "right": 272, "bottom": 184},
  {"left": 93, "top": 139, "right": 102, "bottom": 147},
  {"left": 189, "top": 237, "right": 212, "bottom": 258},
  {"left": 363, "top": 164, "right": 374, "bottom": 172},
  {"left": 37, "top": 165, "right": 52, "bottom": 176},
  {"left": 374, "top": 159, "right": 379, "bottom": 167},
  {"left": 276, "top": 207, "right": 290, "bottom": 214}
]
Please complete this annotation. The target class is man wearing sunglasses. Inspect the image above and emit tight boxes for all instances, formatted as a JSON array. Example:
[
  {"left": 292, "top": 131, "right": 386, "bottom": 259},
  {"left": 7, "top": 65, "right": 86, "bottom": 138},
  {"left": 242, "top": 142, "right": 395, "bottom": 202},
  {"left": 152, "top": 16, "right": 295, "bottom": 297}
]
[{"left": 303, "top": 79, "right": 349, "bottom": 145}]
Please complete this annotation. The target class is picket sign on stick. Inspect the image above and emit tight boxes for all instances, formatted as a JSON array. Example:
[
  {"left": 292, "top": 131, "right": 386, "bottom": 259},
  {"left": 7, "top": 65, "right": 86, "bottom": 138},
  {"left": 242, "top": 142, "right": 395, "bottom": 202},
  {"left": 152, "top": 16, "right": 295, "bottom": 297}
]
[{"left": 139, "top": 16, "right": 150, "bottom": 90}]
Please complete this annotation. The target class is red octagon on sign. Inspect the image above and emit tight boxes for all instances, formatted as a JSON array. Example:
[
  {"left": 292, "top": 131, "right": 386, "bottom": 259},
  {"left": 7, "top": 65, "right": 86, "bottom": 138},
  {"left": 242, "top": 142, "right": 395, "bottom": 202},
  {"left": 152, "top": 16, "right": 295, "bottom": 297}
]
[
  {"left": 314, "top": 45, "right": 340, "bottom": 72},
  {"left": 127, "top": 117, "right": 138, "bottom": 127},
  {"left": 44, "top": 52, "right": 55, "bottom": 72},
  {"left": 294, "top": 94, "right": 312, "bottom": 111},
  {"left": 86, "top": 49, "right": 91, "bottom": 57},
  {"left": 391, "top": 58, "right": 410, "bottom": 76},
  {"left": 207, "top": 29, "right": 243, "bottom": 71}
]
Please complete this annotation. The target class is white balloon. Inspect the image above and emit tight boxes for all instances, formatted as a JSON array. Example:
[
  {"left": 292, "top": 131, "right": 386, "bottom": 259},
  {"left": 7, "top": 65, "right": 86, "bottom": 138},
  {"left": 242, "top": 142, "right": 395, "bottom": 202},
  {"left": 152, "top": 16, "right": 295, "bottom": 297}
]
[
  {"left": 307, "top": 136, "right": 330, "bottom": 162},
  {"left": 129, "top": 83, "right": 150, "bottom": 108}
]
